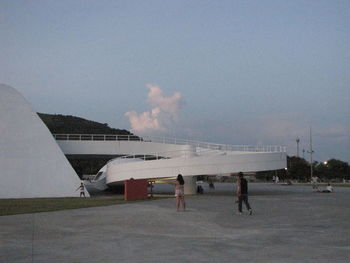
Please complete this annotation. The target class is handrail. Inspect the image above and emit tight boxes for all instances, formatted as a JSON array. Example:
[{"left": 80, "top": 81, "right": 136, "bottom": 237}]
[
  {"left": 106, "top": 147, "right": 224, "bottom": 164},
  {"left": 53, "top": 134, "right": 286, "bottom": 153},
  {"left": 53, "top": 134, "right": 141, "bottom": 141},
  {"left": 106, "top": 152, "right": 170, "bottom": 165}
]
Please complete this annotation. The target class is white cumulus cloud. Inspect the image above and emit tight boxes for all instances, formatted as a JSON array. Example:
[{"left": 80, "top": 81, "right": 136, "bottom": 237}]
[{"left": 125, "top": 84, "right": 183, "bottom": 133}]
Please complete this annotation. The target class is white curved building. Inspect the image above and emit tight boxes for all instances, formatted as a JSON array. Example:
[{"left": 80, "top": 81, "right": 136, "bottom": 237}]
[
  {"left": 61, "top": 135, "right": 287, "bottom": 195},
  {"left": 0, "top": 84, "right": 87, "bottom": 198}
]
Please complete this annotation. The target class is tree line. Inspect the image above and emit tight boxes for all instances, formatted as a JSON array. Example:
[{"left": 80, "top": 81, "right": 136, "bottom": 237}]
[
  {"left": 38, "top": 113, "right": 135, "bottom": 135},
  {"left": 257, "top": 156, "right": 350, "bottom": 182}
]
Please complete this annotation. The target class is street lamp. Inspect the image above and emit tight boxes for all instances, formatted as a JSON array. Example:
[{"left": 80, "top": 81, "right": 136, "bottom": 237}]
[
  {"left": 296, "top": 138, "right": 300, "bottom": 157},
  {"left": 307, "top": 127, "right": 314, "bottom": 183}
]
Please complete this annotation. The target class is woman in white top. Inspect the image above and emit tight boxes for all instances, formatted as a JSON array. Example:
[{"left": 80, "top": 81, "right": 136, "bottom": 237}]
[{"left": 172, "top": 174, "right": 186, "bottom": 211}]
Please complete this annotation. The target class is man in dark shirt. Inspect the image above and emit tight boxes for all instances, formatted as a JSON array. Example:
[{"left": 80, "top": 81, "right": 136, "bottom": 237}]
[{"left": 236, "top": 172, "right": 252, "bottom": 215}]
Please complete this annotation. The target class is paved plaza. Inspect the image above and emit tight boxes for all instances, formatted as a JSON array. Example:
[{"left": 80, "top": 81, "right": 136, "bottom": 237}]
[{"left": 1, "top": 183, "right": 349, "bottom": 263}]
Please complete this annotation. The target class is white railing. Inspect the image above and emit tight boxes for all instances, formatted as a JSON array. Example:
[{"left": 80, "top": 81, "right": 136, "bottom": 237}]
[
  {"left": 53, "top": 134, "right": 141, "bottom": 141},
  {"left": 53, "top": 134, "right": 286, "bottom": 153},
  {"left": 106, "top": 153, "right": 169, "bottom": 165},
  {"left": 106, "top": 147, "right": 213, "bottom": 164}
]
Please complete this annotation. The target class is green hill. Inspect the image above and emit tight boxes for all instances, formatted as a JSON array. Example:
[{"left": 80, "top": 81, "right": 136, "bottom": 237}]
[{"left": 38, "top": 113, "right": 134, "bottom": 136}]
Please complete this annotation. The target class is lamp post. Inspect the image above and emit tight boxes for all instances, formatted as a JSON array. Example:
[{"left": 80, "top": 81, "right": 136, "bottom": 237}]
[
  {"left": 307, "top": 127, "right": 314, "bottom": 183},
  {"left": 296, "top": 138, "right": 300, "bottom": 157}
]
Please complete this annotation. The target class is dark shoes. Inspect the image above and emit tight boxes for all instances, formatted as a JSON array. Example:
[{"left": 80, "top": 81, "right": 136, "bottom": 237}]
[{"left": 236, "top": 210, "right": 253, "bottom": 215}]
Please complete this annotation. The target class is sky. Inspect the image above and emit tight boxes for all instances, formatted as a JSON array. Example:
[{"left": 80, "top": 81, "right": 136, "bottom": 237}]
[{"left": 1, "top": 0, "right": 349, "bottom": 163}]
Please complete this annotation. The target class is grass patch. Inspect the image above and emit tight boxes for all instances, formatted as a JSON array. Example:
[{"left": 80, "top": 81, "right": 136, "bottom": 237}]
[{"left": 0, "top": 196, "right": 130, "bottom": 216}]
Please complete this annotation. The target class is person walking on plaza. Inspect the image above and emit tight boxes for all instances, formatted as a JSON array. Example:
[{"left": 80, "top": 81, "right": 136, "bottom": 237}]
[
  {"left": 171, "top": 174, "right": 186, "bottom": 211},
  {"left": 236, "top": 172, "right": 252, "bottom": 215}
]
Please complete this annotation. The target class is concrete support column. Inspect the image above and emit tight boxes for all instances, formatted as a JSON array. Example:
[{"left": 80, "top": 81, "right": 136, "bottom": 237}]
[{"left": 184, "top": 176, "right": 197, "bottom": 195}]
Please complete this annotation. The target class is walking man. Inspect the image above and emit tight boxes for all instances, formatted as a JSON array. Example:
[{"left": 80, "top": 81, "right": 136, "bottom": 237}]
[{"left": 236, "top": 172, "right": 252, "bottom": 215}]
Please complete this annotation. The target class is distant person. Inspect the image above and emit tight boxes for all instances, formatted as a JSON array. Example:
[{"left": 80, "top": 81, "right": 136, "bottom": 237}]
[
  {"left": 236, "top": 172, "right": 252, "bottom": 215},
  {"left": 76, "top": 182, "right": 86, "bottom": 197},
  {"left": 326, "top": 183, "right": 334, "bottom": 192},
  {"left": 148, "top": 181, "right": 154, "bottom": 198},
  {"left": 317, "top": 183, "right": 334, "bottom": 193},
  {"left": 316, "top": 183, "right": 334, "bottom": 193},
  {"left": 275, "top": 176, "right": 279, "bottom": 184},
  {"left": 196, "top": 180, "right": 204, "bottom": 194},
  {"left": 209, "top": 180, "right": 215, "bottom": 189},
  {"left": 311, "top": 176, "right": 319, "bottom": 189},
  {"left": 170, "top": 174, "right": 186, "bottom": 211},
  {"left": 197, "top": 185, "right": 204, "bottom": 194}
]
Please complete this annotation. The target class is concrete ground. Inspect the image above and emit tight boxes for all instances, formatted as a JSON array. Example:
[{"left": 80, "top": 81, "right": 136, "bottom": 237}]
[{"left": 1, "top": 183, "right": 349, "bottom": 263}]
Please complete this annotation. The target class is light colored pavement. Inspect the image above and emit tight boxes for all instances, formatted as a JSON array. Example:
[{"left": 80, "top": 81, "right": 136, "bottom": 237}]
[{"left": 1, "top": 183, "right": 349, "bottom": 263}]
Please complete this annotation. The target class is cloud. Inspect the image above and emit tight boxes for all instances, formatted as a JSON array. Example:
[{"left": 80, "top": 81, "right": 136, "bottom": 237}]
[
  {"left": 237, "top": 114, "right": 350, "bottom": 161},
  {"left": 147, "top": 84, "right": 182, "bottom": 117},
  {"left": 316, "top": 125, "right": 350, "bottom": 143},
  {"left": 125, "top": 108, "right": 163, "bottom": 132},
  {"left": 125, "top": 84, "right": 183, "bottom": 133},
  {"left": 256, "top": 114, "right": 309, "bottom": 143}
]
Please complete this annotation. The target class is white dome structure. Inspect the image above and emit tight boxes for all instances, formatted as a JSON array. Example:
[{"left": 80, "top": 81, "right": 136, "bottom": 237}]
[{"left": 0, "top": 84, "right": 87, "bottom": 198}]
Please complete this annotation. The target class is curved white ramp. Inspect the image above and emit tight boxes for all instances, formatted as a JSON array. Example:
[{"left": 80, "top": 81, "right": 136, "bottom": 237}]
[
  {"left": 106, "top": 151, "right": 287, "bottom": 185},
  {"left": 0, "top": 84, "right": 87, "bottom": 198}
]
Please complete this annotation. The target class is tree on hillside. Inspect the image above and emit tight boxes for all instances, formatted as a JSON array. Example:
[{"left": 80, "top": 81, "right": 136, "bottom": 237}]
[
  {"left": 316, "top": 159, "right": 349, "bottom": 180},
  {"left": 38, "top": 113, "right": 135, "bottom": 136}
]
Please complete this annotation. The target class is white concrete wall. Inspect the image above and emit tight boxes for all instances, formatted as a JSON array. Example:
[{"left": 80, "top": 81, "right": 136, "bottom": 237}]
[
  {"left": 106, "top": 152, "right": 287, "bottom": 184},
  {"left": 0, "top": 84, "right": 86, "bottom": 198}
]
